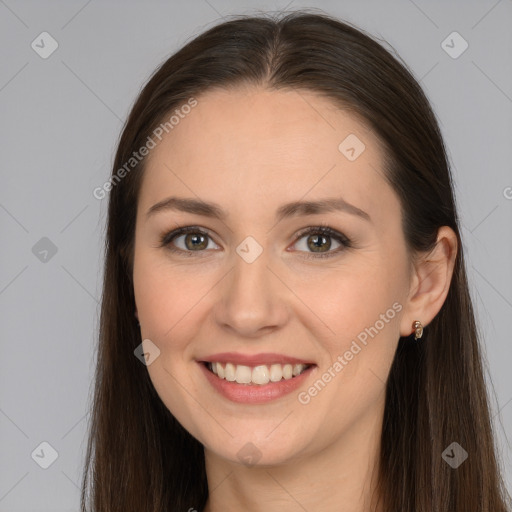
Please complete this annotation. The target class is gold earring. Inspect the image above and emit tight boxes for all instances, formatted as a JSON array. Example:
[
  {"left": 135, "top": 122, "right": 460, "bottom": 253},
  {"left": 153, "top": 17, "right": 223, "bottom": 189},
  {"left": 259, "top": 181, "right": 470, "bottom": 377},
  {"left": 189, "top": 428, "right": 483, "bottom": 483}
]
[{"left": 413, "top": 320, "right": 423, "bottom": 341}]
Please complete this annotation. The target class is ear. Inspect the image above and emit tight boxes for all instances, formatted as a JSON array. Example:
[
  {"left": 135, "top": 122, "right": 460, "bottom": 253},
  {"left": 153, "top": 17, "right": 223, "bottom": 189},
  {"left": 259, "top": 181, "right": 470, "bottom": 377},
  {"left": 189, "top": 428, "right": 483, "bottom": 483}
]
[{"left": 399, "top": 226, "right": 458, "bottom": 337}]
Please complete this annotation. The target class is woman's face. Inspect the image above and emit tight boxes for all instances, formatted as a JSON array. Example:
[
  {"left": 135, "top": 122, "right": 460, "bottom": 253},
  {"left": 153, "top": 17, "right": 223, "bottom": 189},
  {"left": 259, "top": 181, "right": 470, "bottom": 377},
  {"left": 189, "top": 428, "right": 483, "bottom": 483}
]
[{"left": 133, "top": 86, "right": 413, "bottom": 466}]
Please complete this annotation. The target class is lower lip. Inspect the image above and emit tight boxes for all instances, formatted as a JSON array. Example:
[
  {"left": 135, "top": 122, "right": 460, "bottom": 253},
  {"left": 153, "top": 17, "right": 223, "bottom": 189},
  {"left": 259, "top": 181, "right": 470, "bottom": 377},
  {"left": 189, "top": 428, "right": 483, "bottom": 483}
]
[{"left": 198, "top": 362, "right": 316, "bottom": 404}]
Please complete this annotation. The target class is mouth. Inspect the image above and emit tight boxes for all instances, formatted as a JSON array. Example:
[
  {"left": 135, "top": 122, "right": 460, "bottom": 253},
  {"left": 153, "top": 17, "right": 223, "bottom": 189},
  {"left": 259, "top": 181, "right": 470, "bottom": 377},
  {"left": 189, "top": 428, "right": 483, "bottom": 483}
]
[{"left": 201, "top": 361, "right": 315, "bottom": 386}]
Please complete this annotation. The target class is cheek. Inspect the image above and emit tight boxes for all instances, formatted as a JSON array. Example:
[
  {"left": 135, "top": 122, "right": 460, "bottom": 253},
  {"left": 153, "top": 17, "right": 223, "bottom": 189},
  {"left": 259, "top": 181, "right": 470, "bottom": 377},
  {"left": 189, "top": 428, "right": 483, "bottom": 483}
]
[
  {"left": 133, "top": 251, "right": 205, "bottom": 342},
  {"left": 299, "top": 262, "right": 402, "bottom": 390},
  {"left": 133, "top": 257, "right": 208, "bottom": 430},
  {"left": 295, "top": 270, "right": 401, "bottom": 433},
  {"left": 302, "top": 263, "right": 400, "bottom": 337}
]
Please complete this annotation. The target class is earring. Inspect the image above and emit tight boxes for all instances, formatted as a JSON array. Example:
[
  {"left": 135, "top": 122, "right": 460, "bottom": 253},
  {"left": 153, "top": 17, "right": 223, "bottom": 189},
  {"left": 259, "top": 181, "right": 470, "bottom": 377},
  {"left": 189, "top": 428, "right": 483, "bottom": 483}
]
[{"left": 412, "top": 320, "right": 423, "bottom": 341}]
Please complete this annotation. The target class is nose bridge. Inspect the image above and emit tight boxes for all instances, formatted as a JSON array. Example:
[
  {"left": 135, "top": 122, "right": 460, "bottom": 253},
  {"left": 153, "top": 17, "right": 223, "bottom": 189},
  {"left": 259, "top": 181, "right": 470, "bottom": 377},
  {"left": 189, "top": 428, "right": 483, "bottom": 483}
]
[
  {"left": 233, "top": 237, "right": 270, "bottom": 295},
  {"left": 231, "top": 234, "right": 274, "bottom": 307},
  {"left": 214, "top": 234, "right": 287, "bottom": 335}
]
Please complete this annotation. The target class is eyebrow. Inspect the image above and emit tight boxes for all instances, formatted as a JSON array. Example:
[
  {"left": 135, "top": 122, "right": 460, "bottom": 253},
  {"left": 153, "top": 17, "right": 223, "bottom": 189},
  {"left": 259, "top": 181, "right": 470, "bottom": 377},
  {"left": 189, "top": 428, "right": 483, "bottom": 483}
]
[{"left": 146, "top": 196, "right": 371, "bottom": 223}]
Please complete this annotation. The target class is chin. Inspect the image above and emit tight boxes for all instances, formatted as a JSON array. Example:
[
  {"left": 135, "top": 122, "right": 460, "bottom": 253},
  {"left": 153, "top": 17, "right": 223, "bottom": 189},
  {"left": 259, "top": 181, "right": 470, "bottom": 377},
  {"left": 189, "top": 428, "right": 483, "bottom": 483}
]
[{"left": 202, "top": 428, "right": 312, "bottom": 468}]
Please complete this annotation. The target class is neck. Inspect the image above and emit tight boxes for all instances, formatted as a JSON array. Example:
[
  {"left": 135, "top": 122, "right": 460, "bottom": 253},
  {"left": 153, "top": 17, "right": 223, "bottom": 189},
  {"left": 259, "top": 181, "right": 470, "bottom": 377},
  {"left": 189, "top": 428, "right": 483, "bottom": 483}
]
[{"left": 202, "top": 398, "right": 385, "bottom": 512}]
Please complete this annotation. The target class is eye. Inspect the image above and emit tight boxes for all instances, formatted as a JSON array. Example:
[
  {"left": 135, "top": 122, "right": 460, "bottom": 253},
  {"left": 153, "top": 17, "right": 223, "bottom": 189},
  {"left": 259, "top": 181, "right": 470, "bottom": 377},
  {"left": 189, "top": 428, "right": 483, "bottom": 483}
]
[
  {"left": 159, "top": 226, "right": 219, "bottom": 257},
  {"left": 159, "top": 225, "right": 352, "bottom": 259},
  {"left": 291, "top": 226, "right": 352, "bottom": 259}
]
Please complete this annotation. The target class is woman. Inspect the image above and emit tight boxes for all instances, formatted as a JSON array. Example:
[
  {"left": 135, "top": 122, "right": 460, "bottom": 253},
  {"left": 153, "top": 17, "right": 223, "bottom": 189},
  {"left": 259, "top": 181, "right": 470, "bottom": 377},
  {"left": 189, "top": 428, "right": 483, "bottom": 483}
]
[{"left": 81, "top": 10, "right": 511, "bottom": 512}]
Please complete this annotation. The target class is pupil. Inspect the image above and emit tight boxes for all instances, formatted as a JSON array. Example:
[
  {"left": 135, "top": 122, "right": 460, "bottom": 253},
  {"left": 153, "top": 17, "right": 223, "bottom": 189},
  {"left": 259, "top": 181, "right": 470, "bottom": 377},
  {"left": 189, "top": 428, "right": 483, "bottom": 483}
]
[
  {"left": 186, "top": 233, "right": 207, "bottom": 250},
  {"left": 308, "top": 234, "right": 330, "bottom": 252}
]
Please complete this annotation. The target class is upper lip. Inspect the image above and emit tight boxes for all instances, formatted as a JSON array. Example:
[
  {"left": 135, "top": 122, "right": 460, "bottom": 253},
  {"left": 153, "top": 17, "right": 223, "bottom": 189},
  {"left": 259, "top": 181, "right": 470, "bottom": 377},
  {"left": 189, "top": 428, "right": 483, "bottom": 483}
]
[{"left": 198, "top": 352, "right": 315, "bottom": 366}]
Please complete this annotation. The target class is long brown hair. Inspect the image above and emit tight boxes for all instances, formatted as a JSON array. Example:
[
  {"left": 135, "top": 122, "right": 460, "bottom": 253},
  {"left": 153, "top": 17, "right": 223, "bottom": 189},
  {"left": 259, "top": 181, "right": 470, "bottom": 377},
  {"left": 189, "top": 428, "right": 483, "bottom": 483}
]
[{"left": 81, "top": 10, "right": 511, "bottom": 511}]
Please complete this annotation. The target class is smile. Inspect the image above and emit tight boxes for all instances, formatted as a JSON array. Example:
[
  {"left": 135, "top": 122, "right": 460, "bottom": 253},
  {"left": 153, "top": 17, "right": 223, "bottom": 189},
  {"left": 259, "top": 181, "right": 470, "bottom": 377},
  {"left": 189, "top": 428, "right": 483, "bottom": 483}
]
[
  {"left": 198, "top": 359, "right": 317, "bottom": 404},
  {"left": 205, "top": 361, "right": 313, "bottom": 385}
]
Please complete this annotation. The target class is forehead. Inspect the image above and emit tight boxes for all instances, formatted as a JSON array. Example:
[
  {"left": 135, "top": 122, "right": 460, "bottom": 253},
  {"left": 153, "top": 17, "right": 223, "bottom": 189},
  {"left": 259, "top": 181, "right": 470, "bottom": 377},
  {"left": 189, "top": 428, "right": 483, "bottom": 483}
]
[
  {"left": 153, "top": 86, "right": 377, "bottom": 163},
  {"left": 139, "top": 86, "right": 397, "bottom": 225}
]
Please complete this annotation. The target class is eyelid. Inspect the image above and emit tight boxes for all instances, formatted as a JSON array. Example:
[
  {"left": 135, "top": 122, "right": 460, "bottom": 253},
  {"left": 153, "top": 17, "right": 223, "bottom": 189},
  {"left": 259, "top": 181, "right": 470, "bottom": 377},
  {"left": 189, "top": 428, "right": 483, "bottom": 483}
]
[
  {"left": 159, "top": 224, "right": 352, "bottom": 258},
  {"left": 159, "top": 225, "right": 217, "bottom": 257},
  {"left": 293, "top": 225, "right": 350, "bottom": 245},
  {"left": 289, "top": 225, "right": 352, "bottom": 259}
]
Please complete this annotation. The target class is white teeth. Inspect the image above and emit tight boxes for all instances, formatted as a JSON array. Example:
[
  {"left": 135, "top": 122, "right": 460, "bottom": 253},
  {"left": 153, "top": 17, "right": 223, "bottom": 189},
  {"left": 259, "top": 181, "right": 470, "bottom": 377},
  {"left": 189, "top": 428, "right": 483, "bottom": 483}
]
[
  {"left": 252, "top": 365, "right": 270, "bottom": 385},
  {"left": 292, "top": 364, "right": 303, "bottom": 377},
  {"left": 269, "top": 364, "right": 282, "bottom": 382},
  {"left": 207, "top": 361, "right": 309, "bottom": 385},
  {"left": 235, "top": 365, "right": 252, "bottom": 384},
  {"left": 225, "top": 363, "right": 236, "bottom": 381}
]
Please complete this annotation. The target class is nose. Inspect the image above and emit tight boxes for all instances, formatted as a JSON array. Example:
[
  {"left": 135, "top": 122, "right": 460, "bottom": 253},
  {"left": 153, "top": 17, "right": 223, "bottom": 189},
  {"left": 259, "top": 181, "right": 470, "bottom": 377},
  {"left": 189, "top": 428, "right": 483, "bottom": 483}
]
[{"left": 213, "top": 245, "right": 289, "bottom": 338}]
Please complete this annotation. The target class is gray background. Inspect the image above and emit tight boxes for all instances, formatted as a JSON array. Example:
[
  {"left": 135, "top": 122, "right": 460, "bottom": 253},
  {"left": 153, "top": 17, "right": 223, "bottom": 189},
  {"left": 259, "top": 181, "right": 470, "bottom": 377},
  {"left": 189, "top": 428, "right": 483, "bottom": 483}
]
[{"left": 1, "top": 0, "right": 511, "bottom": 510}]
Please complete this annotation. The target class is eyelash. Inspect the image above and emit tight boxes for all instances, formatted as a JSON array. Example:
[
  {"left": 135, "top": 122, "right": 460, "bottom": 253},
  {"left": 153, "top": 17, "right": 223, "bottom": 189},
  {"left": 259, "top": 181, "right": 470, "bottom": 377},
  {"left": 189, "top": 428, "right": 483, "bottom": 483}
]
[{"left": 159, "top": 225, "right": 353, "bottom": 260}]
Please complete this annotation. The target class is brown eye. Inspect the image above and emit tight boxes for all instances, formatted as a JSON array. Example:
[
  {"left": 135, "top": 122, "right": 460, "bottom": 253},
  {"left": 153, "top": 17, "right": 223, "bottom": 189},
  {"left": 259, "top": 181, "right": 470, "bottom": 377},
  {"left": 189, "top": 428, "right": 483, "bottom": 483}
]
[
  {"left": 182, "top": 232, "right": 209, "bottom": 251},
  {"left": 160, "top": 226, "right": 219, "bottom": 256},
  {"left": 306, "top": 233, "right": 333, "bottom": 253},
  {"left": 159, "top": 225, "right": 352, "bottom": 259},
  {"left": 292, "top": 226, "right": 352, "bottom": 259}
]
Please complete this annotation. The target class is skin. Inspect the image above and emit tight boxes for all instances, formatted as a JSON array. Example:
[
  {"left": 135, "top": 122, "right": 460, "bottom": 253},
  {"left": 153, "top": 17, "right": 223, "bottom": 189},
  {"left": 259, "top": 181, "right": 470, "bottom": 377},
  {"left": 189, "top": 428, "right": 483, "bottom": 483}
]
[{"left": 132, "top": 86, "right": 457, "bottom": 512}]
